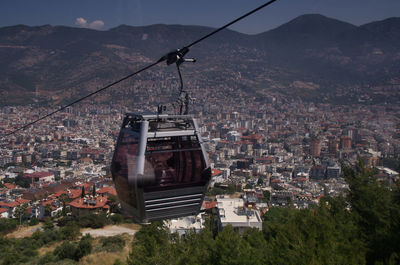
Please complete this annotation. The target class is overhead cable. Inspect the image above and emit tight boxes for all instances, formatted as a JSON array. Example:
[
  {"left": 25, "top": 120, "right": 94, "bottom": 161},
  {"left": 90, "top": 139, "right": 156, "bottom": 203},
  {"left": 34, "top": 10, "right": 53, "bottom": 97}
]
[{"left": 4, "top": 0, "right": 279, "bottom": 138}]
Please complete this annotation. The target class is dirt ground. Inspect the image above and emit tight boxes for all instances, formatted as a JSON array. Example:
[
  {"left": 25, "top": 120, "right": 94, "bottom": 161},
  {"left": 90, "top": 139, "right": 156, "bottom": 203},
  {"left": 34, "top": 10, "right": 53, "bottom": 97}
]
[
  {"left": 80, "top": 224, "right": 139, "bottom": 237},
  {"left": 6, "top": 223, "right": 42, "bottom": 238}
]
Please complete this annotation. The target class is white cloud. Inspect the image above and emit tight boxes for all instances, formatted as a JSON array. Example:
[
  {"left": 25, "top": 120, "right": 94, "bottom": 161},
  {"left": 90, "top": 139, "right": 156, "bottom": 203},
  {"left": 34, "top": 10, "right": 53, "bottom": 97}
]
[
  {"left": 75, "top": 17, "right": 88, "bottom": 27},
  {"left": 75, "top": 17, "right": 104, "bottom": 30},
  {"left": 89, "top": 20, "right": 104, "bottom": 30}
]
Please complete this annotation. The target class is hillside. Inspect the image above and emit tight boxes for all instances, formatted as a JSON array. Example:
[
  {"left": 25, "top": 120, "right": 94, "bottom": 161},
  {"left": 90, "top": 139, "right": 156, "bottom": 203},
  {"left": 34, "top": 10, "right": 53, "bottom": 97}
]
[{"left": 0, "top": 14, "right": 399, "bottom": 105}]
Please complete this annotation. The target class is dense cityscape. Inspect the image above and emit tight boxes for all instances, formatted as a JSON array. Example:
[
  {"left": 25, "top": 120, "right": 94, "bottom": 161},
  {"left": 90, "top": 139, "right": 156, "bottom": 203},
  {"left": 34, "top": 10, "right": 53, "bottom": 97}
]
[
  {"left": 1, "top": 87, "right": 399, "bottom": 221},
  {"left": 0, "top": 2, "right": 400, "bottom": 262}
]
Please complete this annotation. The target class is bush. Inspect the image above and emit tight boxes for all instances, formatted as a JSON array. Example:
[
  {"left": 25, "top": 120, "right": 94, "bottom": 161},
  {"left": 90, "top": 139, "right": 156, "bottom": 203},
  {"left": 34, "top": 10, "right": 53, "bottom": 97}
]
[
  {"left": 100, "top": 235, "right": 126, "bottom": 252},
  {"left": 43, "top": 216, "right": 54, "bottom": 230},
  {"left": 54, "top": 241, "right": 76, "bottom": 261},
  {"left": 60, "top": 222, "right": 81, "bottom": 240},
  {"left": 29, "top": 217, "right": 39, "bottom": 226},
  {"left": 75, "top": 234, "right": 92, "bottom": 260},
  {"left": 0, "top": 218, "right": 18, "bottom": 234},
  {"left": 59, "top": 213, "right": 110, "bottom": 229},
  {"left": 110, "top": 213, "right": 124, "bottom": 224},
  {"left": 53, "top": 235, "right": 93, "bottom": 262},
  {"left": 38, "top": 251, "right": 56, "bottom": 264}
]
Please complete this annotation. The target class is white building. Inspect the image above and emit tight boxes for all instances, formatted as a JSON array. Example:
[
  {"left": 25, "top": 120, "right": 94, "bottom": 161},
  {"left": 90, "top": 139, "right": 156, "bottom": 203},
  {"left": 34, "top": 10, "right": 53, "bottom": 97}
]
[
  {"left": 165, "top": 213, "right": 204, "bottom": 236},
  {"left": 216, "top": 197, "right": 262, "bottom": 233}
]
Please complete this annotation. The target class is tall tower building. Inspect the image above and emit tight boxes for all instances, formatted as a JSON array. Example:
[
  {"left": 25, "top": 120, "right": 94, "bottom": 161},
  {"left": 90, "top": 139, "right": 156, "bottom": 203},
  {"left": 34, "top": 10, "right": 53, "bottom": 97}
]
[
  {"left": 340, "top": 136, "right": 352, "bottom": 149},
  {"left": 310, "top": 138, "right": 321, "bottom": 157}
]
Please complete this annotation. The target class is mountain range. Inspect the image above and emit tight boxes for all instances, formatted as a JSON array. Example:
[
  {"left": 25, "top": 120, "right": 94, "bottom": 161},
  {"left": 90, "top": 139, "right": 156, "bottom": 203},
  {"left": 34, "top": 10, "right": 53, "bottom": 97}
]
[{"left": 0, "top": 14, "right": 399, "bottom": 105}]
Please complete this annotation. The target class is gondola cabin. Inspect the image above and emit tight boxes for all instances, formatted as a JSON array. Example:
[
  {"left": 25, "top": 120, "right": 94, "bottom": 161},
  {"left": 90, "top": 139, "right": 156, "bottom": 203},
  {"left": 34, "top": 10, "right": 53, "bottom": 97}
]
[{"left": 111, "top": 113, "right": 211, "bottom": 223}]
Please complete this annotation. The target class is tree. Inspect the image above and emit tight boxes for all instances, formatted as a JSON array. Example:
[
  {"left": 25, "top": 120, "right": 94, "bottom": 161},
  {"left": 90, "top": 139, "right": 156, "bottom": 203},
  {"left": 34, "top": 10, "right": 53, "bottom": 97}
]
[
  {"left": 54, "top": 241, "right": 76, "bottom": 261},
  {"left": 213, "top": 225, "right": 254, "bottom": 265},
  {"left": 244, "top": 183, "right": 253, "bottom": 189},
  {"left": 127, "top": 222, "right": 173, "bottom": 265},
  {"left": 15, "top": 172, "right": 31, "bottom": 188},
  {"left": 101, "top": 235, "right": 125, "bottom": 252},
  {"left": 108, "top": 194, "right": 120, "bottom": 213},
  {"left": 81, "top": 186, "right": 85, "bottom": 198},
  {"left": 262, "top": 190, "right": 270, "bottom": 203},
  {"left": 14, "top": 204, "right": 28, "bottom": 225},
  {"left": 75, "top": 234, "right": 92, "bottom": 260},
  {"left": 257, "top": 177, "right": 264, "bottom": 186},
  {"left": 60, "top": 222, "right": 81, "bottom": 240},
  {"left": 344, "top": 159, "right": 399, "bottom": 264},
  {"left": 59, "top": 193, "right": 70, "bottom": 216},
  {"left": 44, "top": 204, "right": 53, "bottom": 217},
  {"left": 43, "top": 216, "right": 54, "bottom": 230}
]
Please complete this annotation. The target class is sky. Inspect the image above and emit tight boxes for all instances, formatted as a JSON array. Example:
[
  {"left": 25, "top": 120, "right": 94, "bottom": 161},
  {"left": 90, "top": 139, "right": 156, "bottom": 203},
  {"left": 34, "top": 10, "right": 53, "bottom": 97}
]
[{"left": 1, "top": 0, "right": 399, "bottom": 34}]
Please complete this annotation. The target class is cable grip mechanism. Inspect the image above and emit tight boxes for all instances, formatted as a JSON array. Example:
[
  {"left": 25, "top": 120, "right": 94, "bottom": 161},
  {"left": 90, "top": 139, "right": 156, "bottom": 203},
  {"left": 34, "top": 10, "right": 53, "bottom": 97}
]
[{"left": 157, "top": 47, "right": 196, "bottom": 115}]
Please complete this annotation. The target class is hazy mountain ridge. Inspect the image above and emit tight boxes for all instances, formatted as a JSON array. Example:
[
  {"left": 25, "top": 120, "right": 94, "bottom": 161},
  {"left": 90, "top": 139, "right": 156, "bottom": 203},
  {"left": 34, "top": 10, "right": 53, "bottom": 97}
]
[{"left": 0, "top": 14, "right": 399, "bottom": 105}]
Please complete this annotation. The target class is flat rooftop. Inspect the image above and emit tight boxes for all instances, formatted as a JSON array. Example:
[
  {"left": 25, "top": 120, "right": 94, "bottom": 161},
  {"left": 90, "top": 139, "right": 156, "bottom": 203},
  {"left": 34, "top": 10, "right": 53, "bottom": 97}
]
[{"left": 217, "top": 197, "right": 262, "bottom": 230}]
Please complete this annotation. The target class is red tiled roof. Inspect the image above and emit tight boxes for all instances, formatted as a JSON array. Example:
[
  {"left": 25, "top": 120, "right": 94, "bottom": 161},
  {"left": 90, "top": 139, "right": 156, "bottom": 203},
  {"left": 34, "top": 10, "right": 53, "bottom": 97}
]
[
  {"left": 68, "top": 189, "right": 83, "bottom": 199},
  {"left": 96, "top": 187, "right": 117, "bottom": 196},
  {"left": 212, "top": 169, "right": 223, "bottom": 177},
  {"left": 41, "top": 200, "right": 55, "bottom": 206},
  {"left": 0, "top": 208, "right": 8, "bottom": 214},
  {"left": 0, "top": 201, "right": 19, "bottom": 208},
  {"left": 52, "top": 190, "right": 68, "bottom": 198},
  {"left": 202, "top": 201, "right": 217, "bottom": 210},
  {"left": 4, "top": 183, "right": 17, "bottom": 189},
  {"left": 77, "top": 182, "right": 94, "bottom": 189},
  {"left": 23, "top": 171, "right": 54, "bottom": 179},
  {"left": 16, "top": 198, "right": 30, "bottom": 204},
  {"left": 69, "top": 196, "right": 108, "bottom": 209}
]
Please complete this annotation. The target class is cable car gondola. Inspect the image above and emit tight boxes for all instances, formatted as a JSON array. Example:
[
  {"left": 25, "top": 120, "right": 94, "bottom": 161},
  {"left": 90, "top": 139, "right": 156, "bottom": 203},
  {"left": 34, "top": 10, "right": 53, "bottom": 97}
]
[
  {"left": 111, "top": 113, "right": 211, "bottom": 223},
  {"left": 111, "top": 48, "right": 211, "bottom": 223}
]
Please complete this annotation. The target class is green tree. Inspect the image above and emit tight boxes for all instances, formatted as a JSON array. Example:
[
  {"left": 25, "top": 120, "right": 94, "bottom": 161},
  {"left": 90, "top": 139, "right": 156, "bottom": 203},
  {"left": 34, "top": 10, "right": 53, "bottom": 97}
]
[
  {"left": 244, "top": 183, "right": 253, "bottom": 189},
  {"left": 108, "top": 194, "right": 120, "bottom": 213},
  {"left": 81, "top": 186, "right": 85, "bottom": 198},
  {"left": 44, "top": 204, "right": 53, "bottom": 216},
  {"left": 43, "top": 216, "right": 54, "bottom": 230},
  {"left": 127, "top": 222, "right": 173, "bottom": 265},
  {"left": 60, "top": 222, "right": 81, "bottom": 240},
  {"left": 344, "top": 159, "right": 399, "bottom": 264},
  {"left": 262, "top": 190, "right": 270, "bottom": 203},
  {"left": 92, "top": 184, "right": 96, "bottom": 196},
  {"left": 257, "top": 177, "right": 264, "bottom": 186},
  {"left": 0, "top": 218, "right": 18, "bottom": 234},
  {"left": 75, "top": 234, "right": 92, "bottom": 260},
  {"left": 54, "top": 241, "right": 76, "bottom": 261},
  {"left": 59, "top": 193, "right": 70, "bottom": 216},
  {"left": 101, "top": 235, "right": 125, "bottom": 252},
  {"left": 13, "top": 203, "right": 28, "bottom": 225},
  {"left": 29, "top": 217, "right": 39, "bottom": 226},
  {"left": 15, "top": 172, "right": 31, "bottom": 188},
  {"left": 213, "top": 225, "right": 254, "bottom": 265}
]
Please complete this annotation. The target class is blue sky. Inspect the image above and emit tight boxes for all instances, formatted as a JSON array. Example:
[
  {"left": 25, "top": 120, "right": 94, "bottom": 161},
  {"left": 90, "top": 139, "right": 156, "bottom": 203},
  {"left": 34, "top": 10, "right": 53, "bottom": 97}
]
[{"left": 1, "top": 0, "right": 399, "bottom": 34}]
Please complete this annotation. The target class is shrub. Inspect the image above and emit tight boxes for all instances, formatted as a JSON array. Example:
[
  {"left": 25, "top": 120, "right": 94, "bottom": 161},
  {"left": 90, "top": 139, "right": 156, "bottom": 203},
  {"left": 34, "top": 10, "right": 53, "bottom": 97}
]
[
  {"left": 0, "top": 218, "right": 18, "bottom": 234},
  {"left": 100, "top": 235, "right": 126, "bottom": 252},
  {"left": 29, "top": 217, "right": 39, "bottom": 226},
  {"left": 75, "top": 235, "right": 92, "bottom": 260},
  {"left": 110, "top": 213, "right": 124, "bottom": 224},
  {"left": 54, "top": 241, "right": 76, "bottom": 261},
  {"left": 60, "top": 222, "right": 81, "bottom": 240}
]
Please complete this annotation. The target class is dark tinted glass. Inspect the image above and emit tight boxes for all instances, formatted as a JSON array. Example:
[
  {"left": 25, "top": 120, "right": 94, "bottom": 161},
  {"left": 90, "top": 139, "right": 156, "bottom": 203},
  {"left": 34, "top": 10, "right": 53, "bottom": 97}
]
[
  {"left": 111, "top": 129, "right": 138, "bottom": 208},
  {"left": 143, "top": 136, "right": 209, "bottom": 191}
]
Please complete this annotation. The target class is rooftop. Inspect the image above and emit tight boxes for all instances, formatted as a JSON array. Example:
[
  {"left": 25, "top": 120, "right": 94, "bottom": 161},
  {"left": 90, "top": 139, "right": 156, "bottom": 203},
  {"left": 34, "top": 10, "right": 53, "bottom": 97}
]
[{"left": 217, "top": 197, "right": 262, "bottom": 230}]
